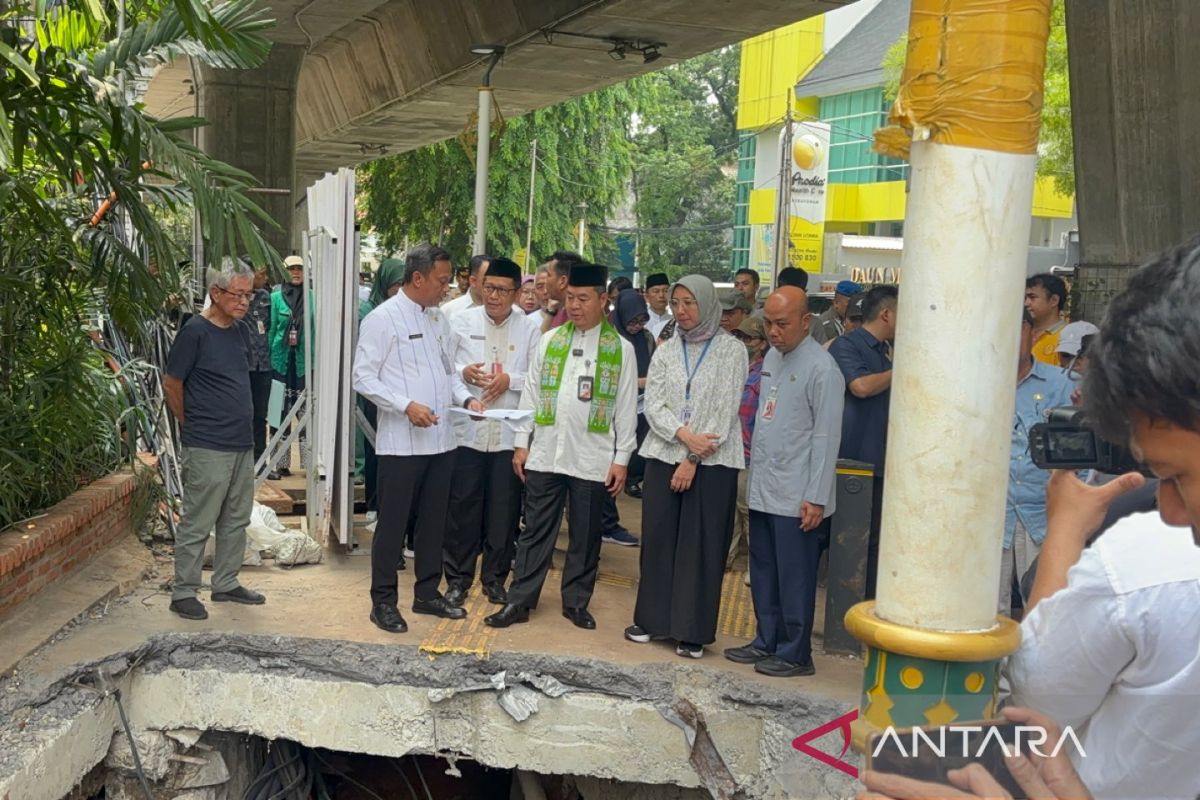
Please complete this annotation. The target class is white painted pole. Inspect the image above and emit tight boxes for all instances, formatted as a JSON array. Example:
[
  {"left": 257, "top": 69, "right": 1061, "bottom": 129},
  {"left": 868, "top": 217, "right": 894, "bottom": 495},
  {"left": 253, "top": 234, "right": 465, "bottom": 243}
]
[
  {"left": 524, "top": 138, "right": 537, "bottom": 272},
  {"left": 874, "top": 141, "right": 1038, "bottom": 631},
  {"left": 577, "top": 201, "right": 587, "bottom": 253},
  {"left": 471, "top": 86, "right": 492, "bottom": 255}
]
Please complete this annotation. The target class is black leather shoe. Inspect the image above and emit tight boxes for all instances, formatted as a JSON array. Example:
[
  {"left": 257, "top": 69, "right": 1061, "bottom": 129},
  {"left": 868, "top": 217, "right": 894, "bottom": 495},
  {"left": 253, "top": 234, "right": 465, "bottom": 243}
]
[
  {"left": 483, "top": 582, "right": 508, "bottom": 605},
  {"left": 444, "top": 586, "right": 469, "bottom": 608},
  {"left": 754, "top": 655, "right": 815, "bottom": 678},
  {"left": 370, "top": 603, "right": 408, "bottom": 634},
  {"left": 266, "top": 470, "right": 282, "bottom": 481},
  {"left": 562, "top": 607, "right": 596, "bottom": 630},
  {"left": 624, "top": 481, "right": 642, "bottom": 498},
  {"left": 413, "top": 596, "right": 467, "bottom": 619},
  {"left": 485, "top": 603, "right": 529, "bottom": 628},
  {"left": 723, "top": 644, "right": 771, "bottom": 664}
]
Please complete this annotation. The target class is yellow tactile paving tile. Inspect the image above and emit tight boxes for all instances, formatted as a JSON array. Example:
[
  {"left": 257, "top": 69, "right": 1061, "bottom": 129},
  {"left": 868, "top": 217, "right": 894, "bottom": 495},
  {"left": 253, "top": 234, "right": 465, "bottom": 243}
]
[
  {"left": 717, "top": 571, "right": 756, "bottom": 640},
  {"left": 418, "top": 588, "right": 497, "bottom": 658}
]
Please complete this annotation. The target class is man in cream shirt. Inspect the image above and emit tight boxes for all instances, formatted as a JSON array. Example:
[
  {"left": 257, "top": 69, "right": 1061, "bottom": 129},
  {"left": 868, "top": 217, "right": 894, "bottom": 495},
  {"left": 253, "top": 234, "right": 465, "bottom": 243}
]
[
  {"left": 444, "top": 257, "right": 542, "bottom": 608},
  {"left": 486, "top": 262, "right": 638, "bottom": 631}
]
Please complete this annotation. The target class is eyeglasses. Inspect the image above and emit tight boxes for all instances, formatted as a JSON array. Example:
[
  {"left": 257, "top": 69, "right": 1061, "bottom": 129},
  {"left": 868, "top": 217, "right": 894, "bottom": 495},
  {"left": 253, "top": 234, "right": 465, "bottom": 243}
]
[
  {"left": 214, "top": 287, "right": 253, "bottom": 302},
  {"left": 481, "top": 284, "right": 515, "bottom": 296}
]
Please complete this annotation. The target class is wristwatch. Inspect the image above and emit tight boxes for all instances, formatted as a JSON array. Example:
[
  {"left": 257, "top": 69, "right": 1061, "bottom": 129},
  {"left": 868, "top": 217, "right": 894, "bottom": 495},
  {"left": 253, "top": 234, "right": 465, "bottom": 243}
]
[{"left": 687, "top": 453, "right": 701, "bottom": 465}]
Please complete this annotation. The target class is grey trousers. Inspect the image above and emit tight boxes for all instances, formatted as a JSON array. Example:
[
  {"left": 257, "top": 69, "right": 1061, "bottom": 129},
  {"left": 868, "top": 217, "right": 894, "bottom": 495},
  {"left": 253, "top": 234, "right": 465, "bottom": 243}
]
[{"left": 173, "top": 446, "right": 254, "bottom": 601}]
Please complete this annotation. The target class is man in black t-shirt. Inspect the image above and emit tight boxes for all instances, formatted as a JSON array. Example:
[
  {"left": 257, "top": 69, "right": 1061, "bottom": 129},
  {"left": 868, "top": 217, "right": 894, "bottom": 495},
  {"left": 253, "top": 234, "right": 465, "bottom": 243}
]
[{"left": 164, "top": 259, "right": 265, "bottom": 620}]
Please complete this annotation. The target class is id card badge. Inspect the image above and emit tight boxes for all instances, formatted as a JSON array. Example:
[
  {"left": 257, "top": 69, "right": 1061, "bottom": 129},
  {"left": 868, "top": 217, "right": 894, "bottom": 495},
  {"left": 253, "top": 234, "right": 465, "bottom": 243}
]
[
  {"left": 256, "top": 320, "right": 266, "bottom": 335},
  {"left": 762, "top": 386, "right": 779, "bottom": 421},
  {"left": 680, "top": 402, "right": 694, "bottom": 425},
  {"left": 577, "top": 375, "right": 594, "bottom": 402}
]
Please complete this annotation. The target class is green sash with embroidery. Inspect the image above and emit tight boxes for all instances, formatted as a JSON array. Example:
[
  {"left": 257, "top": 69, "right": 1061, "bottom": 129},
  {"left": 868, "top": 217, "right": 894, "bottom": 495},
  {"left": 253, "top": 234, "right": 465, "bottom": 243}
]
[{"left": 535, "top": 321, "right": 623, "bottom": 433}]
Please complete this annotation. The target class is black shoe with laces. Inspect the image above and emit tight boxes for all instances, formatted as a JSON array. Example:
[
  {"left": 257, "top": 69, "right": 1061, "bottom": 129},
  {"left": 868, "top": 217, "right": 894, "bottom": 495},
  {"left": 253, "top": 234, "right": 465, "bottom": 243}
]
[
  {"left": 370, "top": 603, "right": 408, "bottom": 633},
  {"left": 413, "top": 596, "right": 467, "bottom": 619},
  {"left": 211, "top": 586, "right": 265, "bottom": 604}
]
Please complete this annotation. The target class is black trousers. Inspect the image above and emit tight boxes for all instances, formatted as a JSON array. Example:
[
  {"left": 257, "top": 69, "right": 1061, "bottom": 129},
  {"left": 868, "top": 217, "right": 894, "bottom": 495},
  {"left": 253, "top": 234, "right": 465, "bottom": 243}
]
[
  {"left": 749, "top": 510, "right": 822, "bottom": 665},
  {"left": 372, "top": 451, "right": 455, "bottom": 607},
  {"left": 508, "top": 470, "right": 605, "bottom": 610},
  {"left": 249, "top": 370, "right": 272, "bottom": 462},
  {"left": 361, "top": 398, "right": 379, "bottom": 512},
  {"left": 634, "top": 459, "right": 738, "bottom": 644},
  {"left": 444, "top": 447, "right": 521, "bottom": 590}
]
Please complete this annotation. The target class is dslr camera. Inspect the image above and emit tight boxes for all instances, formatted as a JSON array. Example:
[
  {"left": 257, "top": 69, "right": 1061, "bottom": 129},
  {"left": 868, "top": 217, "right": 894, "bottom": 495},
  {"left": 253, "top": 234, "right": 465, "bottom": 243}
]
[{"left": 1028, "top": 406, "right": 1142, "bottom": 474}]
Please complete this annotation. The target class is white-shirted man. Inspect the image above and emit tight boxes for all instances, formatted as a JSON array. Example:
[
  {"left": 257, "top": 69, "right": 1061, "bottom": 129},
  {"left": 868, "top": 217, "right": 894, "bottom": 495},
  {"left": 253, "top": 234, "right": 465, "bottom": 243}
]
[
  {"left": 441, "top": 254, "right": 490, "bottom": 320},
  {"left": 353, "top": 244, "right": 485, "bottom": 635},
  {"left": 486, "top": 262, "right": 638, "bottom": 631},
  {"left": 443, "top": 257, "right": 542, "bottom": 608},
  {"left": 644, "top": 272, "right": 672, "bottom": 339}
]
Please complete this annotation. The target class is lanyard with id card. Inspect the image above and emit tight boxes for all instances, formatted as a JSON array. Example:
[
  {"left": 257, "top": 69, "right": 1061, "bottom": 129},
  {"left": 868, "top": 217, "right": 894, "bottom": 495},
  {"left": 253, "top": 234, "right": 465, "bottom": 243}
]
[
  {"left": 679, "top": 338, "right": 713, "bottom": 425},
  {"left": 762, "top": 383, "right": 779, "bottom": 422}
]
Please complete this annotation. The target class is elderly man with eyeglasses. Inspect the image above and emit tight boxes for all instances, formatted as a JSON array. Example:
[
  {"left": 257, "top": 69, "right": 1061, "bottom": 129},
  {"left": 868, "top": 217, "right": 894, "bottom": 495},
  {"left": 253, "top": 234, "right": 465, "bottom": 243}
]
[{"left": 164, "top": 258, "right": 266, "bottom": 621}]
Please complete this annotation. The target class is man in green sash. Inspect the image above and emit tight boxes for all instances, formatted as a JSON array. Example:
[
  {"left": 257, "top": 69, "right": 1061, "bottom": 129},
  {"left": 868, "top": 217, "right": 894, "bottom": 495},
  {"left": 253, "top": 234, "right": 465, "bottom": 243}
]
[{"left": 486, "top": 263, "right": 639, "bottom": 630}]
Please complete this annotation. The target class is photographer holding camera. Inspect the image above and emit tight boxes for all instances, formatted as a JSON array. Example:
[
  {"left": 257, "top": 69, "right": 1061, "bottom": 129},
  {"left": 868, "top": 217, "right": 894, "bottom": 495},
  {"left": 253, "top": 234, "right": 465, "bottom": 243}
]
[{"left": 862, "top": 240, "right": 1200, "bottom": 800}]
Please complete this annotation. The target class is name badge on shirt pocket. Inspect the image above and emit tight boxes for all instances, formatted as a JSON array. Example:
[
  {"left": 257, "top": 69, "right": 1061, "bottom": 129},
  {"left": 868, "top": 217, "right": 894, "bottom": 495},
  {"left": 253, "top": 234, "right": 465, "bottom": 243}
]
[
  {"left": 409, "top": 333, "right": 424, "bottom": 340},
  {"left": 470, "top": 334, "right": 485, "bottom": 340}
]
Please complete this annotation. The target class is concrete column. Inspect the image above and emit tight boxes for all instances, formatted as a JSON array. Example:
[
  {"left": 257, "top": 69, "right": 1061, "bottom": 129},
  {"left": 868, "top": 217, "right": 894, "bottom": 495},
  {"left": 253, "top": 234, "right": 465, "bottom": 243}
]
[
  {"left": 846, "top": 0, "right": 1047, "bottom": 747},
  {"left": 1065, "top": 0, "right": 1200, "bottom": 320},
  {"left": 195, "top": 44, "right": 305, "bottom": 259}
]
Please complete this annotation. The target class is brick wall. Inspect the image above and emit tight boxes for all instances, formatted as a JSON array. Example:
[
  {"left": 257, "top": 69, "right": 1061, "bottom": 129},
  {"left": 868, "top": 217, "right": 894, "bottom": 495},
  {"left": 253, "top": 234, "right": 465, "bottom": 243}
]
[{"left": 0, "top": 464, "right": 149, "bottom": 619}]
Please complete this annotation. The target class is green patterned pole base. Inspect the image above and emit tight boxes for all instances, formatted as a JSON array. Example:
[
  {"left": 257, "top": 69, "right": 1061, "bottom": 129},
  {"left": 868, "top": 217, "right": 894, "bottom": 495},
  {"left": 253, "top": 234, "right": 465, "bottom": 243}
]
[{"left": 844, "top": 601, "right": 1021, "bottom": 752}]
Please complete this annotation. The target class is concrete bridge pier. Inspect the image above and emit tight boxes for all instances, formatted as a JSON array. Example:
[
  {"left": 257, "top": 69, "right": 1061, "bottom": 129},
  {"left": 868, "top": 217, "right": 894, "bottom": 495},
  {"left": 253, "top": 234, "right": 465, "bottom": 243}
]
[
  {"left": 1066, "top": 0, "right": 1200, "bottom": 318},
  {"left": 195, "top": 43, "right": 306, "bottom": 259}
]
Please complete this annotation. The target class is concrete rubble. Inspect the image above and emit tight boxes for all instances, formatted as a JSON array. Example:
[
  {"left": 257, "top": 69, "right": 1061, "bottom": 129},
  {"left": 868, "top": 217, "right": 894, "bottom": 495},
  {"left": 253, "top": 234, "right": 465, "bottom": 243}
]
[{"left": 0, "top": 632, "right": 860, "bottom": 800}]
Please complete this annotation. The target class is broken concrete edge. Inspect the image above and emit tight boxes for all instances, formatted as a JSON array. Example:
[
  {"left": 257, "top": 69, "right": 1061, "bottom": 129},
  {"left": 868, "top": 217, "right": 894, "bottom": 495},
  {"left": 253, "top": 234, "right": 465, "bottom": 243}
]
[{"left": 0, "top": 632, "right": 859, "bottom": 800}]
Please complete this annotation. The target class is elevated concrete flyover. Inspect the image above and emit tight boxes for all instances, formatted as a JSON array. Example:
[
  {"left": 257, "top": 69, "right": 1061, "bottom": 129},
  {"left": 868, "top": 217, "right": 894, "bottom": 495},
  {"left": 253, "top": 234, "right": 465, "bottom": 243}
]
[{"left": 144, "top": 0, "right": 851, "bottom": 251}]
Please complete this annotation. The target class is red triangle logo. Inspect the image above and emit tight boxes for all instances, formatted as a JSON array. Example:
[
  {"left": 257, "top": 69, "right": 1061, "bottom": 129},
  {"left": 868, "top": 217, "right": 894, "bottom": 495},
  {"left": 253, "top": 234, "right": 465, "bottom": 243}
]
[{"left": 792, "top": 708, "right": 859, "bottom": 779}]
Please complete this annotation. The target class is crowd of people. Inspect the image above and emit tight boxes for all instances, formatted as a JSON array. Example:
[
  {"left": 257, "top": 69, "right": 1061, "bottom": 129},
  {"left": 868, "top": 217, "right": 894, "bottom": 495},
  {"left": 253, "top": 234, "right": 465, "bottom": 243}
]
[{"left": 162, "top": 233, "right": 1200, "bottom": 797}]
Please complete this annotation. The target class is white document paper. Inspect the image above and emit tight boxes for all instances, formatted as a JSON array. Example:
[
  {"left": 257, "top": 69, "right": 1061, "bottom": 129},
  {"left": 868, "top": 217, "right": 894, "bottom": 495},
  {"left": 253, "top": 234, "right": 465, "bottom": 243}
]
[{"left": 447, "top": 407, "right": 534, "bottom": 422}]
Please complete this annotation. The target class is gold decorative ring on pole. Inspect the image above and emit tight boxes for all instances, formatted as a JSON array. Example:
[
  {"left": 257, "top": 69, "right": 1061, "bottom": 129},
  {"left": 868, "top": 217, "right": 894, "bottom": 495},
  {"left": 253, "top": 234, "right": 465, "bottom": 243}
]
[{"left": 845, "top": 601, "right": 1021, "bottom": 662}]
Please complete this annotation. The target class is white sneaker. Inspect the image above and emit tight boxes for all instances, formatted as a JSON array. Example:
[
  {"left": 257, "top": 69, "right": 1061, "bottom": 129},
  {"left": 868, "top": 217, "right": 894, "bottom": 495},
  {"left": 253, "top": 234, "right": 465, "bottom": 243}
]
[
  {"left": 366, "top": 521, "right": 377, "bottom": 533},
  {"left": 403, "top": 547, "right": 415, "bottom": 559},
  {"left": 365, "top": 510, "right": 378, "bottom": 523},
  {"left": 743, "top": 571, "right": 751, "bottom": 587}
]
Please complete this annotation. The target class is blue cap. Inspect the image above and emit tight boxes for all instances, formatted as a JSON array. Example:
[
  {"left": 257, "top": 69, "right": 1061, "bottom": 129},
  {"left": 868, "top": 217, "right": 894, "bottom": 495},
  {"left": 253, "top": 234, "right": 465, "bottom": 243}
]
[{"left": 835, "top": 280, "right": 862, "bottom": 297}]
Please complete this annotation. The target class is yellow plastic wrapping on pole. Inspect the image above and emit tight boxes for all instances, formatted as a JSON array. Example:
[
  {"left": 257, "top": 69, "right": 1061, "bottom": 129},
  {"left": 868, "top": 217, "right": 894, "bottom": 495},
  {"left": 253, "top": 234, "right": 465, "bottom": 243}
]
[{"left": 875, "top": 0, "right": 1052, "bottom": 159}]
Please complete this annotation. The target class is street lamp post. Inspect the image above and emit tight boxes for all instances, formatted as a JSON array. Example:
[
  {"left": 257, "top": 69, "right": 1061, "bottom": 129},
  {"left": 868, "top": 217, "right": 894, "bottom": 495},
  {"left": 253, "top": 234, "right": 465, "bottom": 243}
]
[{"left": 470, "top": 44, "right": 505, "bottom": 255}]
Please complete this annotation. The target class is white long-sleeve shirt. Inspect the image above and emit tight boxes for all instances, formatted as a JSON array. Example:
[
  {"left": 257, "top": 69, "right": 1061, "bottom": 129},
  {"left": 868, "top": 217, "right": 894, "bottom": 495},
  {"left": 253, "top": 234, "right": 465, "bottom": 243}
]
[
  {"left": 1005, "top": 513, "right": 1200, "bottom": 800},
  {"left": 647, "top": 307, "right": 672, "bottom": 339},
  {"left": 513, "top": 323, "right": 638, "bottom": 483},
  {"left": 448, "top": 305, "right": 541, "bottom": 453},
  {"left": 440, "top": 291, "right": 479, "bottom": 321},
  {"left": 352, "top": 290, "right": 471, "bottom": 456}
]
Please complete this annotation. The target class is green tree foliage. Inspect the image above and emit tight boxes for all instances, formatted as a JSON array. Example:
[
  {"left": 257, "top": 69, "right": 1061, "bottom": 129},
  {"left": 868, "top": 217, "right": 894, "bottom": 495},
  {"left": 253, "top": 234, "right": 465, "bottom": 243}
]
[
  {"left": 359, "top": 45, "right": 741, "bottom": 281},
  {"left": 359, "top": 84, "right": 641, "bottom": 265},
  {"left": 880, "top": 0, "right": 1073, "bottom": 195},
  {"left": 0, "top": 0, "right": 277, "bottom": 529},
  {"left": 626, "top": 45, "right": 738, "bottom": 281}
]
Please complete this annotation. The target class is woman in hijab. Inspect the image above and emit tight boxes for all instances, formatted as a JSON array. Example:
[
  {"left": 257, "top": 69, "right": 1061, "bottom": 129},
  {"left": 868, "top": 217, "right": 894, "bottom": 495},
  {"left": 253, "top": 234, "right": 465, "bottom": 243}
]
[
  {"left": 613, "top": 288, "right": 655, "bottom": 497},
  {"left": 356, "top": 258, "right": 406, "bottom": 523},
  {"left": 518, "top": 275, "right": 541, "bottom": 314},
  {"left": 625, "top": 275, "right": 747, "bottom": 658}
]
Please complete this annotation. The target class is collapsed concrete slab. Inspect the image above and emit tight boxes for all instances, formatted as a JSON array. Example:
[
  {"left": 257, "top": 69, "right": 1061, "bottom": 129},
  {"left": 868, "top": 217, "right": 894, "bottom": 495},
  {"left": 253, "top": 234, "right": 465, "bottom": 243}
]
[{"left": 0, "top": 633, "right": 859, "bottom": 800}]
